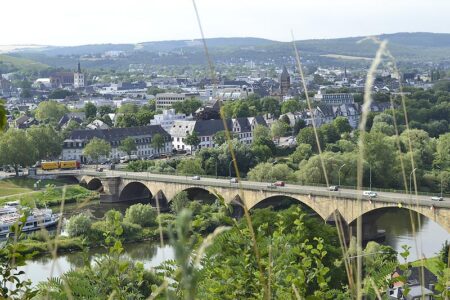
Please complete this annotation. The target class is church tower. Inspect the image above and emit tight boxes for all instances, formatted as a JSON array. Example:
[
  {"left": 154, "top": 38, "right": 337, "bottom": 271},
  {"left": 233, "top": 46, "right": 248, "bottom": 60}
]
[
  {"left": 74, "top": 61, "right": 85, "bottom": 88},
  {"left": 280, "top": 65, "right": 290, "bottom": 97}
]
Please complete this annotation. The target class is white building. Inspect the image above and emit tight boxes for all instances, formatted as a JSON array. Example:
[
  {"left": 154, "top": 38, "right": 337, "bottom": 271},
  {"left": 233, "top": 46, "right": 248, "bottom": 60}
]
[
  {"left": 150, "top": 109, "right": 189, "bottom": 130},
  {"left": 62, "top": 125, "right": 172, "bottom": 163},
  {"left": 156, "top": 93, "right": 186, "bottom": 110}
]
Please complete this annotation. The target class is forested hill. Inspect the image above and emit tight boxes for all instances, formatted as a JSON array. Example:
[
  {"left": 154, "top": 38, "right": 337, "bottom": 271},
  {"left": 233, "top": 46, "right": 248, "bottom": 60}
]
[{"left": 5, "top": 32, "right": 450, "bottom": 71}]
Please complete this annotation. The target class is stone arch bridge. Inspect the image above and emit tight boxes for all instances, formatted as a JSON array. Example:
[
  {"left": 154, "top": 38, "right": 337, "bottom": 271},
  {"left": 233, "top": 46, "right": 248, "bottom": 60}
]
[{"left": 67, "top": 171, "right": 450, "bottom": 233}]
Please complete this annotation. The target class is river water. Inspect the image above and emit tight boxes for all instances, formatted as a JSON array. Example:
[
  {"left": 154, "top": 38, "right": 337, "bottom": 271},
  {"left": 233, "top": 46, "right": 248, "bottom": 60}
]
[{"left": 19, "top": 201, "right": 449, "bottom": 286}]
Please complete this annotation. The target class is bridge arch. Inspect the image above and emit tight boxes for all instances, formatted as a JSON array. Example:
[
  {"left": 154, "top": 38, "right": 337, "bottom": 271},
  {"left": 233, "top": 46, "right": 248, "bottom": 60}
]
[
  {"left": 119, "top": 181, "right": 153, "bottom": 203},
  {"left": 170, "top": 187, "right": 218, "bottom": 204},
  {"left": 248, "top": 194, "right": 328, "bottom": 221},
  {"left": 346, "top": 204, "right": 450, "bottom": 233},
  {"left": 85, "top": 178, "right": 103, "bottom": 192}
]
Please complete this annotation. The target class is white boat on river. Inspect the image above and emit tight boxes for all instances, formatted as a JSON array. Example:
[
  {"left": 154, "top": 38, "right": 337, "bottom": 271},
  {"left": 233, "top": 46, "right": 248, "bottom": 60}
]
[{"left": 0, "top": 205, "right": 61, "bottom": 236}]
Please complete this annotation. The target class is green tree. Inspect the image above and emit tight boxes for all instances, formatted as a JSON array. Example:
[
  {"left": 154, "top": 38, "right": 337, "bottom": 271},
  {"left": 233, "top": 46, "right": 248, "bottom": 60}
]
[
  {"left": 248, "top": 162, "right": 294, "bottom": 182},
  {"left": 116, "top": 114, "right": 138, "bottom": 127},
  {"left": 170, "top": 191, "right": 189, "bottom": 214},
  {"left": 84, "top": 102, "right": 97, "bottom": 119},
  {"left": 185, "top": 131, "right": 200, "bottom": 153},
  {"left": 27, "top": 125, "right": 62, "bottom": 161},
  {"left": 320, "top": 123, "right": 341, "bottom": 144},
  {"left": 83, "top": 137, "right": 111, "bottom": 166},
  {"left": 177, "top": 158, "right": 205, "bottom": 175},
  {"left": 124, "top": 203, "right": 156, "bottom": 227},
  {"left": 118, "top": 103, "right": 139, "bottom": 114},
  {"left": 281, "top": 99, "right": 300, "bottom": 114},
  {"left": 0, "top": 129, "right": 36, "bottom": 175},
  {"left": 333, "top": 117, "right": 352, "bottom": 134},
  {"left": 296, "top": 127, "right": 324, "bottom": 153},
  {"left": 0, "top": 101, "right": 7, "bottom": 130},
  {"left": 290, "top": 143, "right": 313, "bottom": 163},
  {"left": 151, "top": 133, "right": 165, "bottom": 154},
  {"left": 119, "top": 137, "right": 137, "bottom": 155},
  {"left": 293, "top": 119, "right": 306, "bottom": 135},
  {"left": 35, "top": 101, "right": 68, "bottom": 123},
  {"left": 261, "top": 97, "right": 281, "bottom": 117},
  {"left": 136, "top": 110, "right": 154, "bottom": 126},
  {"left": 97, "top": 105, "right": 114, "bottom": 116},
  {"left": 66, "top": 213, "right": 92, "bottom": 237},
  {"left": 271, "top": 120, "right": 289, "bottom": 142},
  {"left": 233, "top": 102, "right": 250, "bottom": 117},
  {"left": 435, "top": 133, "right": 450, "bottom": 169},
  {"left": 172, "top": 99, "right": 202, "bottom": 115}
]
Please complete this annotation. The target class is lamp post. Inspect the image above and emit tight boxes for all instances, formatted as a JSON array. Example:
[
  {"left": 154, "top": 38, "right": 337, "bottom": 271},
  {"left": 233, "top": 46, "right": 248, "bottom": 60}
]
[
  {"left": 338, "top": 164, "right": 346, "bottom": 187},
  {"left": 229, "top": 159, "right": 235, "bottom": 179},
  {"left": 369, "top": 164, "right": 372, "bottom": 191},
  {"left": 409, "top": 168, "right": 417, "bottom": 199},
  {"left": 436, "top": 165, "right": 443, "bottom": 198}
]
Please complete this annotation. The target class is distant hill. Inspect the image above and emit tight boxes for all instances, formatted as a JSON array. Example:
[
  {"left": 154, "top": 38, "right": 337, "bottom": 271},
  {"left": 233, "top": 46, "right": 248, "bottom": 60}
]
[
  {"left": 0, "top": 54, "right": 48, "bottom": 73},
  {"left": 6, "top": 32, "right": 450, "bottom": 71}
]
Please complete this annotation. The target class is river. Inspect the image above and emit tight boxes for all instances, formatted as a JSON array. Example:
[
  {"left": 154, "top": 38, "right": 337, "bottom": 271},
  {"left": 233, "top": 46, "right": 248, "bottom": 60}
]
[{"left": 18, "top": 201, "right": 449, "bottom": 286}]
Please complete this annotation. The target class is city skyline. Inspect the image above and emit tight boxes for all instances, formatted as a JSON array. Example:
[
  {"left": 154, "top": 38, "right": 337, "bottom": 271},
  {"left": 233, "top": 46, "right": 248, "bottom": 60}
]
[{"left": 2, "top": 0, "right": 450, "bottom": 46}]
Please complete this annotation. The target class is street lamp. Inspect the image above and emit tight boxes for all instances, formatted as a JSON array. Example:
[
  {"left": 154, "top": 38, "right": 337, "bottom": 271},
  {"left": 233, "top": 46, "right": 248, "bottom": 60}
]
[
  {"left": 436, "top": 165, "right": 443, "bottom": 198},
  {"left": 229, "top": 159, "right": 235, "bottom": 179},
  {"left": 338, "top": 164, "right": 346, "bottom": 187},
  {"left": 409, "top": 168, "right": 417, "bottom": 198},
  {"left": 369, "top": 164, "right": 372, "bottom": 191}
]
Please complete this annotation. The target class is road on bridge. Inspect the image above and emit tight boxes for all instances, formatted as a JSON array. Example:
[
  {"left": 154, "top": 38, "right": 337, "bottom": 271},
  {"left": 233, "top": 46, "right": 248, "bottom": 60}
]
[{"left": 40, "top": 169, "right": 450, "bottom": 210}]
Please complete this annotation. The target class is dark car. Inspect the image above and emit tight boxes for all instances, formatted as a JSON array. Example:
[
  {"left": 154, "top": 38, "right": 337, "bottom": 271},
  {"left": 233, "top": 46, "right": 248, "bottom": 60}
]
[{"left": 274, "top": 181, "right": 285, "bottom": 187}]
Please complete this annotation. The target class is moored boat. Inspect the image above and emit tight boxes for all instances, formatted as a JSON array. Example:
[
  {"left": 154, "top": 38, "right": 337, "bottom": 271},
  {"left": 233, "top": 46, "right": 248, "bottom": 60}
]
[{"left": 0, "top": 207, "right": 61, "bottom": 236}]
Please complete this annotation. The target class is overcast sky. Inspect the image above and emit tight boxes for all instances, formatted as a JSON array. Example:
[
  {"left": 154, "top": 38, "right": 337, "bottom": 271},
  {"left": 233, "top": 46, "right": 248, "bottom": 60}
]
[{"left": 2, "top": 0, "right": 449, "bottom": 46}]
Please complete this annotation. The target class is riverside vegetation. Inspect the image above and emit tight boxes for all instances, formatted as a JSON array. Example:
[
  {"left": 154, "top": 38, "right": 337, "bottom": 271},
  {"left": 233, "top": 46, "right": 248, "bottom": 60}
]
[{"left": 1, "top": 190, "right": 449, "bottom": 299}]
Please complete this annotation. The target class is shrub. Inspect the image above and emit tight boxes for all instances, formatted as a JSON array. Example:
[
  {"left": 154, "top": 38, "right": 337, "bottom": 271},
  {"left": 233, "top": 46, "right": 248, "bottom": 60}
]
[
  {"left": 124, "top": 203, "right": 156, "bottom": 227},
  {"left": 66, "top": 213, "right": 92, "bottom": 237},
  {"left": 170, "top": 191, "right": 189, "bottom": 214},
  {"left": 122, "top": 221, "right": 143, "bottom": 241}
]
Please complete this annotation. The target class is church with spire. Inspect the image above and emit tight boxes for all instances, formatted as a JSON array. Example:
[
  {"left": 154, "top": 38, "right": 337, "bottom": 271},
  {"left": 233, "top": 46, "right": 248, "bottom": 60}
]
[
  {"left": 74, "top": 61, "right": 85, "bottom": 88},
  {"left": 279, "top": 65, "right": 291, "bottom": 97}
]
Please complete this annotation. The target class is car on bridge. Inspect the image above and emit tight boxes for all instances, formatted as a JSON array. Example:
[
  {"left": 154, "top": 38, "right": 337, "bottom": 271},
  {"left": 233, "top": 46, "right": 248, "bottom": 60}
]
[
  {"left": 274, "top": 181, "right": 285, "bottom": 187},
  {"left": 329, "top": 185, "right": 339, "bottom": 191},
  {"left": 431, "top": 196, "right": 444, "bottom": 201},
  {"left": 267, "top": 183, "right": 277, "bottom": 189},
  {"left": 363, "top": 191, "right": 377, "bottom": 198},
  {"left": 230, "top": 178, "right": 238, "bottom": 183},
  {"left": 192, "top": 175, "right": 201, "bottom": 180}
]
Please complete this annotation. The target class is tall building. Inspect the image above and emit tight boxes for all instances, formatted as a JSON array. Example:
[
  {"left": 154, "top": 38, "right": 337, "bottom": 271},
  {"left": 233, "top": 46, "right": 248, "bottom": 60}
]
[
  {"left": 74, "top": 62, "right": 85, "bottom": 88},
  {"left": 279, "top": 66, "right": 290, "bottom": 96}
]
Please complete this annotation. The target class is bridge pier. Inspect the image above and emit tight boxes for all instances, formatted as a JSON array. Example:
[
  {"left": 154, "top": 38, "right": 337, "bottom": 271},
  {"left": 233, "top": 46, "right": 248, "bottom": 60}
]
[{"left": 99, "top": 177, "right": 121, "bottom": 203}]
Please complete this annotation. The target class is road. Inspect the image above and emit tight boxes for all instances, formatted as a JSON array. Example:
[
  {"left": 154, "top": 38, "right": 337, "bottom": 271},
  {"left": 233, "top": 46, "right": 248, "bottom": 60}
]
[{"left": 41, "top": 169, "right": 450, "bottom": 209}]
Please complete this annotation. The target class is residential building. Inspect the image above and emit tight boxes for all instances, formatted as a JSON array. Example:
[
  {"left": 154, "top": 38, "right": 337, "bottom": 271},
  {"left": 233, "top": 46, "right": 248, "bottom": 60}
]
[
  {"left": 11, "top": 115, "right": 39, "bottom": 129},
  {"left": 62, "top": 125, "right": 172, "bottom": 163},
  {"left": 86, "top": 119, "right": 110, "bottom": 130},
  {"left": 314, "top": 91, "right": 355, "bottom": 105},
  {"left": 156, "top": 93, "right": 186, "bottom": 110},
  {"left": 170, "top": 116, "right": 267, "bottom": 152},
  {"left": 150, "top": 109, "right": 189, "bottom": 131},
  {"left": 388, "top": 266, "right": 437, "bottom": 300},
  {"left": 58, "top": 112, "right": 85, "bottom": 129},
  {"left": 74, "top": 62, "right": 85, "bottom": 88}
]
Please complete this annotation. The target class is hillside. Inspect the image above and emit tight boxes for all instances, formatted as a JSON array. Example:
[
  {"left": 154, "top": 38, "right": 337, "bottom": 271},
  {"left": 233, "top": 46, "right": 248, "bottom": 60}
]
[
  {"left": 7, "top": 32, "right": 450, "bottom": 71},
  {"left": 0, "top": 54, "right": 49, "bottom": 73}
]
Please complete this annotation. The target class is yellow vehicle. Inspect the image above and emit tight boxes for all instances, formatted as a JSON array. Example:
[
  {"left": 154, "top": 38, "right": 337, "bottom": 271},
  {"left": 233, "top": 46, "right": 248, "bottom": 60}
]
[
  {"left": 59, "top": 160, "right": 80, "bottom": 169},
  {"left": 41, "top": 161, "right": 59, "bottom": 170}
]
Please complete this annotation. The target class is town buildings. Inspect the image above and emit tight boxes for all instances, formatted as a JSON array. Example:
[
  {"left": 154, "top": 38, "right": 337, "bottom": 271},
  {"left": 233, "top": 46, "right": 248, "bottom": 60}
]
[
  {"left": 156, "top": 93, "right": 187, "bottom": 110},
  {"left": 74, "top": 62, "right": 85, "bottom": 88},
  {"left": 62, "top": 125, "right": 172, "bottom": 162},
  {"left": 150, "top": 109, "right": 189, "bottom": 131}
]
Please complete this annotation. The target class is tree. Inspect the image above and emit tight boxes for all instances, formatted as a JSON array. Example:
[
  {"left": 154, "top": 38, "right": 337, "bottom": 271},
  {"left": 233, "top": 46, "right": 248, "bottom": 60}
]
[
  {"left": 151, "top": 133, "right": 165, "bottom": 154},
  {"left": 172, "top": 99, "right": 202, "bottom": 115},
  {"left": 83, "top": 137, "right": 111, "bottom": 165},
  {"left": 0, "top": 129, "right": 36, "bottom": 175},
  {"left": 0, "top": 101, "right": 7, "bottom": 130},
  {"left": 320, "top": 123, "right": 340, "bottom": 144},
  {"left": 35, "top": 101, "right": 68, "bottom": 123},
  {"left": 281, "top": 99, "right": 300, "bottom": 114},
  {"left": 435, "top": 133, "right": 450, "bottom": 169},
  {"left": 84, "top": 102, "right": 97, "bottom": 119},
  {"left": 271, "top": 120, "right": 289, "bottom": 142},
  {"left": 293, "top": 119, "right": 306, "bottom": 135},
  {"left": 116, "top": 114, "right": 138, "bottom": 128},
  {"left": 296, "top": 127, "right": 324, "bottom": 153},
  {"left": 185, "top": 131, "right": 200, "bottom": 153},
  {"left": 48, "top": 89, "right": 75, "bottom": 99},
  {"left": 118, "top": 103, "right": 139, "bottom": 114},
  {"left": 124, "top": 203, "right": 156, "bottom": 227},
  {"left": 147, "top": 86, "right": 166, "bottom": 96},
  {"left": 170, "top": 191, "right": 189, "bottom": 214},
  {"left": 66, "top": 213, "right": 92, "bottom": 237},
  {"left": 290, "top": 143, "right": 313, "bottom": 163},
  {"left": 97, "top": 105, "right": 114, "bottom": 117},
  {"left": 333, "top": 117, "right": 352, "bottom": 134},
  {"left": 232, "top": 102, "right": 250, "bottom": 118},
  {"left": 247, "top": 162, "right": 294, "bottom": 182},
  {"left": 177, "top": 158, "right": 205, "bottom": 175},
  {"left": 261, "top": 97, "right": 281, "bottom": 117},
  {"left": 27, "top": 125, "right": 62, "bottom": 161},
  {"left": 136, "top": 110, "right": 154, "bottom": 126},
  {"left": 119, "top": 137, "right": 137, "bottom": 155}
]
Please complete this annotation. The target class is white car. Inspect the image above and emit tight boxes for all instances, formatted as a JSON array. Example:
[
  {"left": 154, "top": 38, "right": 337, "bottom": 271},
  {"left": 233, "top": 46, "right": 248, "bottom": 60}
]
[
  {"left": 363, "top": 191, "right": 377, "bottom": 198},
  {"left": 431, "top": 196, "right": 444, "bottom": 201},
  {"left": 192, "top": 175, "right": 200, "bottom": 180}
]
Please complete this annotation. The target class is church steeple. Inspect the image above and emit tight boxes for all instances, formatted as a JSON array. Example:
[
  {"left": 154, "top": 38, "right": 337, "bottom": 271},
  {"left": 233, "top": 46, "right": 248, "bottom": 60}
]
[{"left": 77, "top": 61, "right": 81, "bottom": 73}]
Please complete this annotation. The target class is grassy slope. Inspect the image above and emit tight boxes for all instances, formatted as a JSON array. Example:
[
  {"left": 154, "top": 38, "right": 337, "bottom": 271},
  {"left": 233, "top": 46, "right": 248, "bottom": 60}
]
[
  {"left": 0, "top": 54, "right": 48, "bottom": 71},
  {"left": 0, "top": 178, "right": 70, "bottom": 197}
]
